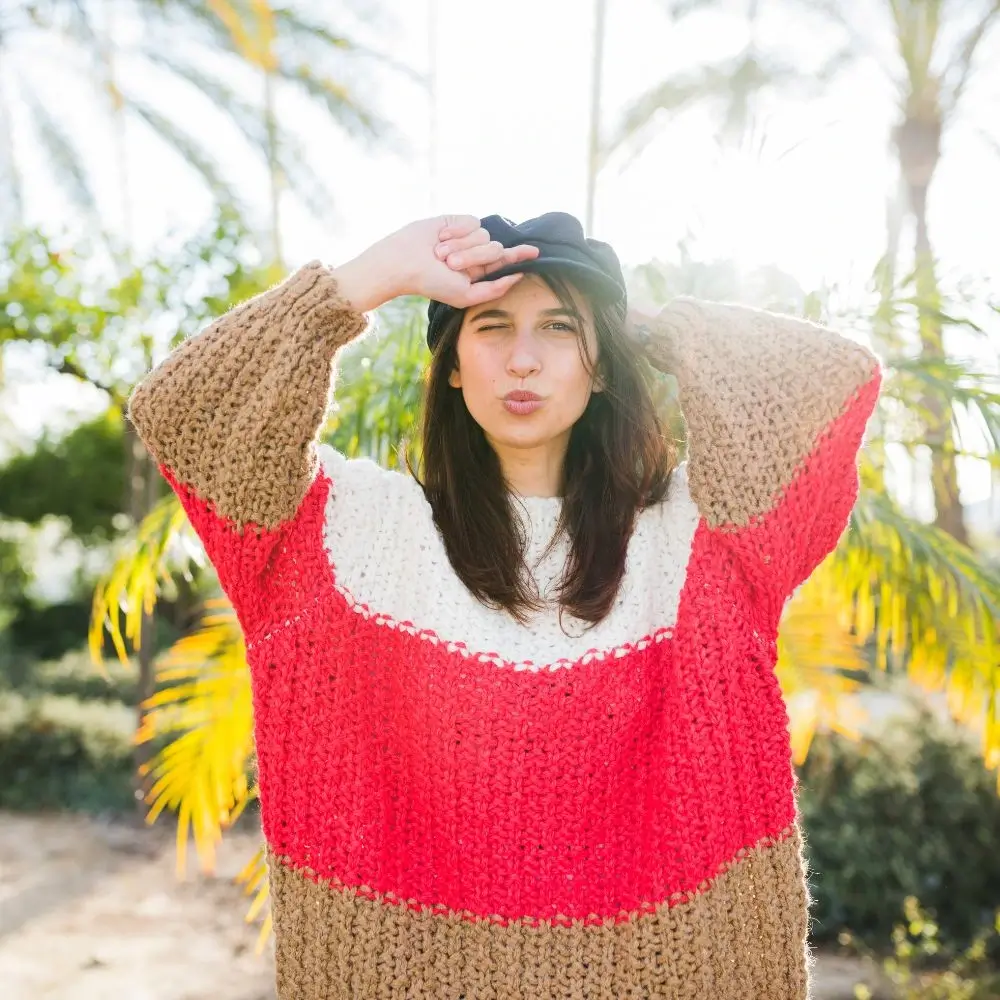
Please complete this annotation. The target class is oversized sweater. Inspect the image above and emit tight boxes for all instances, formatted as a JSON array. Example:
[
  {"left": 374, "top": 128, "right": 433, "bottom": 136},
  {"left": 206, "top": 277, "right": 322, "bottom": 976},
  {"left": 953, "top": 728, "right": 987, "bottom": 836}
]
[{"left": 127, "top": 260, "right": 882, "bottom": 1000}]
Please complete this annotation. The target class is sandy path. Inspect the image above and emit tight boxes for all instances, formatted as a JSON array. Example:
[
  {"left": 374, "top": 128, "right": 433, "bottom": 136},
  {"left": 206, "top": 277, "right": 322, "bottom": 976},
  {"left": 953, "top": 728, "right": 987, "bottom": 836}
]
[
  {"left": 0, "top": 810, "right": 885, "bottom": 999},
  {"left": 0, "top": 811, "right": 275, "bottom": 1000}
]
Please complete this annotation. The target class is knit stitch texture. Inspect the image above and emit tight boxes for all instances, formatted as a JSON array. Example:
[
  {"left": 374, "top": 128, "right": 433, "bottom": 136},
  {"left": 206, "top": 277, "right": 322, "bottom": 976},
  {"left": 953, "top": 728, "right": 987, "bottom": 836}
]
[{"left": 128, "top": 260, "right": 882, "bottom": 999}]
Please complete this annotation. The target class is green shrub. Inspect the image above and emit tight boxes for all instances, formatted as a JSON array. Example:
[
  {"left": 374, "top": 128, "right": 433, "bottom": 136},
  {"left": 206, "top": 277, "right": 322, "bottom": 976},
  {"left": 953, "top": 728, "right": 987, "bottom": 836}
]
[
  {"left": 843, "top": 896, "right": 1000, "bottom": 999},
  {"left": 798, "top": 705, "right": 1000, "bottom": 952},
  {"left": 0, "top": 646, "right": 138, "bottom": 703},
  {"left": 0, "top": 690, "right": 136, "bottom": 811}
]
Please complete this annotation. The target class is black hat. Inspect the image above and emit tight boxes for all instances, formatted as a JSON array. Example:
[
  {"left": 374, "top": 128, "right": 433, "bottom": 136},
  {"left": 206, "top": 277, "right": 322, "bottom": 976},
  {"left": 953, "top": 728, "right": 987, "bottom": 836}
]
[{"left": 425, "top": 211, "right": 626, "bottom": 350}]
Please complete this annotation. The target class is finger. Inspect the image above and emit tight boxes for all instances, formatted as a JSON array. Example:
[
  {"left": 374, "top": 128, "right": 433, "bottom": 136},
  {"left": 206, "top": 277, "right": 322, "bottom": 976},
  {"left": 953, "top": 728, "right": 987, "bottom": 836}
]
[
  {"left": 499, "top": 244, "right": 539, "bottom": 266},
  {"left": 461, "top": 272, "right": 525, "bottom": 305},
  {"left": 480, "top": 242, "right": 540, "bottom": 275},
  {"left": 438, "top": 214, "right": 480, "bottom": 242},
  {"left": 434, "top": 226, "right": 491, "bottom": 260},
  {"left": 444, "top": 240, "right": 505, "bottom": 269}
]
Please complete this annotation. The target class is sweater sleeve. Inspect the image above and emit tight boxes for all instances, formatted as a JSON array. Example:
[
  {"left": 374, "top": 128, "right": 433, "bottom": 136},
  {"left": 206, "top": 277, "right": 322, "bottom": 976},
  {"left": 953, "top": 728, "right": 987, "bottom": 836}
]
[
  {"left": 126, "top": 260, "right": 369, "bottom": 611},
  {"left": 640, "top": 297, "right": 882, "bottom": 611}
]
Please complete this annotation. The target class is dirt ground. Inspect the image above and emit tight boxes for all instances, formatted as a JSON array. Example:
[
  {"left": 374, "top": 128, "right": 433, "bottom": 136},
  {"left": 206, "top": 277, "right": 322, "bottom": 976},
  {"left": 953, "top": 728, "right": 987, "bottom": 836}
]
[{"left": 0, "top": 810, "right": 889, "bottom": 999}]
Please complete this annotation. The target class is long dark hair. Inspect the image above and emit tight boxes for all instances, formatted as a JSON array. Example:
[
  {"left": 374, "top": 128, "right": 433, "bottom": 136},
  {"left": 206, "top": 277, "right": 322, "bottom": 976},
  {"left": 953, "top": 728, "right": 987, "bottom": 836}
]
[{"left": 412, "top": 269, "right": 676, "bottom": 628}]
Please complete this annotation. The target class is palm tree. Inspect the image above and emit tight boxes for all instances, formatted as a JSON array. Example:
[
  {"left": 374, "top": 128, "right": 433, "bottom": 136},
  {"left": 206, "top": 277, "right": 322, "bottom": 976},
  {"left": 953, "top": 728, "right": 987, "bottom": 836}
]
[
  {"left": 1, "top": 0, "right": 418, "bottom": 800},
  {"left": 599, "top": 0, "right": 1000, "bottom": 545},
  {"left": 0, "top": 0, "right": 412, "bottom": 260}
]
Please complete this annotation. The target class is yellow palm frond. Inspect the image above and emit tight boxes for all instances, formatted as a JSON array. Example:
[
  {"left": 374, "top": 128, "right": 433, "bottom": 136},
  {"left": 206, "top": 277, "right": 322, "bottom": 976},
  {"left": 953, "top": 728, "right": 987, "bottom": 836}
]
[
  {"left": 137, "top": 598, "right": 254, "bottom": 876},
  {"left": 236, "top": 845, "right": 273, "bottom": 954},
  {"left": 88, "top": 491, "right": 194, "bottom": 669},
  {"left": 777, "top": 561, "right": 870, "bottom": 765},
  {"left": 780, "top": 464, "right": 1000, "bottom": 779}
]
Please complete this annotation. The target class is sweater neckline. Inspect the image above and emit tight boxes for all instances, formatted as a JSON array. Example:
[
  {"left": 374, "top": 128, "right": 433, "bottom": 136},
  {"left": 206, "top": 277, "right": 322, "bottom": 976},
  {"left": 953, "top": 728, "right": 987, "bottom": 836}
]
[{"left": 511, "top": 493, "right": 564, "bottom": 517}]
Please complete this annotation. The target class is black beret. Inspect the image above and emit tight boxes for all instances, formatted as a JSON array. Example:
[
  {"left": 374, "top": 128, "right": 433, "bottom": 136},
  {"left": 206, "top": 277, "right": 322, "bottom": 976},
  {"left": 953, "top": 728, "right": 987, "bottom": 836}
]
[{"left": 425, "top": 211, "right": 626, "bottom": 351}]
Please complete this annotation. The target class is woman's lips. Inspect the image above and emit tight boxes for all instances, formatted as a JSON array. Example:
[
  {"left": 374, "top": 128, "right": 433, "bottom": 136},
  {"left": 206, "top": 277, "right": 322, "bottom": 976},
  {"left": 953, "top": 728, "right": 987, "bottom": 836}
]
[
  {"left": 503, "top": 398, "right": 544, "bottom": 415},
  {"left": 503, "top": 391, "right": 544, "bottom": 415}
]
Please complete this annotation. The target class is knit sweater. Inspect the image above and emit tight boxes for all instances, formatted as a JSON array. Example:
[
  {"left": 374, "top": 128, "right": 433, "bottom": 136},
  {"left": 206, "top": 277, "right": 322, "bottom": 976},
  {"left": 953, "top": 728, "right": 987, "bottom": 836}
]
[{"left": 127, "top": 260, "right": 882, "bottom": 1000}]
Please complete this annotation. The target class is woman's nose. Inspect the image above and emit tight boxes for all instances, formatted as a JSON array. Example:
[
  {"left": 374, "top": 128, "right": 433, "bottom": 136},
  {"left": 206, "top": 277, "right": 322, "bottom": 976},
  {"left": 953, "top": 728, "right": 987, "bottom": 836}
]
[{"left": 506, "top": 330, "right": 541, "bottom": 378}]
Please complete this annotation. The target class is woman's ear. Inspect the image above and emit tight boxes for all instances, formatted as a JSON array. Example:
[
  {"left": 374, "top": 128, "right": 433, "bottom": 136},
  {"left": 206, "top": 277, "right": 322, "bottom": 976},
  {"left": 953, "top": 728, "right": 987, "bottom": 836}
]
[{"left": 448, "top": 366, "right": 462, "bottom": 389}]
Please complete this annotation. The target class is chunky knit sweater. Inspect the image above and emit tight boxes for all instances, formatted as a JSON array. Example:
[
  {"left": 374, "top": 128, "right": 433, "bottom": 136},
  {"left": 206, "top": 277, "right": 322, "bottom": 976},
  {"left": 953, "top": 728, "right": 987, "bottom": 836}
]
[{"left": 127, "top": 260, "right": 882, "bottom": 999}]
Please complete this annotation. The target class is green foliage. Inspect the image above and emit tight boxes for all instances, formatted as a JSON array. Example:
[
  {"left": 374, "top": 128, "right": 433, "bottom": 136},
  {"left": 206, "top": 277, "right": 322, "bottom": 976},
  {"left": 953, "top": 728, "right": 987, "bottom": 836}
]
[
  {"left": 0, "top": 407, "right": 126, "bottom": 540},
  {"left": 1, "top": 646, "right": 138, "bottom": 704},
  {"left": 6, "top": 598, "right": 93, "bottom": 663},
  {"left": 0, "top": 211, "right": 278, "bottom": 406},
  {"left": 845, "top": 897, "right": 1000, "bottom": 1000},
  {"left": 326, "top": 294, "right": 430, "bottom": 469},
  {"left": 0, "top": 689, "right": 135, "bottom": 812},
  {"left": 798, "top": 704, "right": 1000, "bottom": 950},
  {"left": 0, "top": 534, "right": 31, "bottom": 627}
]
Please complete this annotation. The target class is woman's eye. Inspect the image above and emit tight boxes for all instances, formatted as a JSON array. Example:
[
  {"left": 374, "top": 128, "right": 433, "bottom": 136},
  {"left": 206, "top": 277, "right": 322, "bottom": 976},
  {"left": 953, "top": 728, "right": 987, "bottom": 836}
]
[{"left": 474, "top": 323, "right": 576, "bottom": 333}]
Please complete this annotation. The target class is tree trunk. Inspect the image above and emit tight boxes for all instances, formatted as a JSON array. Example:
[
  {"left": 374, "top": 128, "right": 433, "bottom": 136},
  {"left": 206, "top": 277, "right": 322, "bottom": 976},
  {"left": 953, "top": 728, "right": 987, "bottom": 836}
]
[
  {"left": 264, "top": 68, "right": 282, "bottom": 267},
  {"left": 123, "top": 418, "right": 160, "bottom": 810},
  {"left": 585, "top": 0, "right": 607, "bottom": 235},
  {"left": 895, "top": 113, "right": 968, "bottom": 545},
  {"left": 909, "top": 180, "right": 968, "bottom": 545}
]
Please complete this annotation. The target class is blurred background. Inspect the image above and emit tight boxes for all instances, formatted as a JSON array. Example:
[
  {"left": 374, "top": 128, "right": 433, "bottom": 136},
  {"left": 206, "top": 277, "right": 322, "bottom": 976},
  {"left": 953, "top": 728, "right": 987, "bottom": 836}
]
[{"left": 1, "top": 1, "right": 999, "bottom": 997}]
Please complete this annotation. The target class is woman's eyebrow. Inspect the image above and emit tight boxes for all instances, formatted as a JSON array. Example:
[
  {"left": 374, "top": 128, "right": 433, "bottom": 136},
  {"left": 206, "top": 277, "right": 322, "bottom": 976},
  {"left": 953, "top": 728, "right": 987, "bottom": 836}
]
[{"left": 467, "top": 307, "right": 583, "bottom": 322}]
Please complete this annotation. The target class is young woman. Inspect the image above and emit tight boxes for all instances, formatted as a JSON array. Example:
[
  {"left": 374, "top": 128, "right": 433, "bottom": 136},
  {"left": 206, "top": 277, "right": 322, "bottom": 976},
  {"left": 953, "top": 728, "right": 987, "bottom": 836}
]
[{"left": 128, "top": 212, "right": 882, "bottom": 999}]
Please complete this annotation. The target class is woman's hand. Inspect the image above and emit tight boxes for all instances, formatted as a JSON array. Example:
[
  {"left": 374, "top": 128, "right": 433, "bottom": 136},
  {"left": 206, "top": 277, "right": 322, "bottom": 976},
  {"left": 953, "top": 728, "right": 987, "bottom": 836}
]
[{"left": 332, "top": 214, "right": 540, "bottom": 313}]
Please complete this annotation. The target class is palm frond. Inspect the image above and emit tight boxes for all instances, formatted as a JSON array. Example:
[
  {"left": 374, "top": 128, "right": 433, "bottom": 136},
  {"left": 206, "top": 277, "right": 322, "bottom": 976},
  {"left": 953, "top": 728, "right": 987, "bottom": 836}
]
[
  {"left": 272, "top": 59, "right": 401, "bottom": 152},
  {"left": 835, "top": 484, "right": 1000, "bottom": 747},
  {"left": 124, "top": 97, "right": 249, "bottom": 218},
  {"left": 797, "top": 0, "right": 883, "bottom": 63},
  {"left": 89, "top": 490, "right": 193, "bottom": 669},
  {"left": 606, "top": 53, "right": 803, "bottom": 164},
  {"left": 0, "top": 75, "right": 25, "bottom": 225},
  {"left": 943, "top": 1, "right": 1000, "bottom": 110},
  {"left": 661, "top": 0, "right": 726, "bottom": 19},
  {"left": 138, "top": 599, "right": 254, "bottom": 875},
  {"left": 270, "top": 6, "right": 423, "bottom": 86},
  {"left": 19, "top": 81, "right": 101, "bottom": 221},
  {"left": 778, "top": 459, "right": 1000, "bottom": 771},
  {"left": 777, "top": 562, "right": 870, "bottom": 764},
  {"left": 138, "top": 0, "right": 243, "bottom": 52},
  {"left": 135, "top": 50, "right": 337, "bottom": 221},
  {"left": 235, "top": 844, "right": 273, "bottom": 954},
  {"left": 883, "top": 355, "right": 1000, "bottom": 453}
]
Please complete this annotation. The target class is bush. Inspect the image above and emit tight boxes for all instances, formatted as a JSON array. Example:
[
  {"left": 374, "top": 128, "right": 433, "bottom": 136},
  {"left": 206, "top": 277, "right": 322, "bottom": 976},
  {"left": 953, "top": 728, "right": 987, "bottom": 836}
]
[
  {"left": 0, "top": 646, "right": 138, "bottom": 703},
  {"left": 798, "top": 704, "right": 1000, "bottom": 952},
  {"left": 843, "top": 896, "right": 1000, "bottom": 999},
  {"left": 0, "top": 690, "right": 136, "bottom": 812}
]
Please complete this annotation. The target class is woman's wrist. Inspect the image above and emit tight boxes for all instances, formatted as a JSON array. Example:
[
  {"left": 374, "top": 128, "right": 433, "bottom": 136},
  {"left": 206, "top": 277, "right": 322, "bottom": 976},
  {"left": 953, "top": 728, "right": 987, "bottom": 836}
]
[{"left": 327, "top": 251, "right": 398, "bottom": 314}]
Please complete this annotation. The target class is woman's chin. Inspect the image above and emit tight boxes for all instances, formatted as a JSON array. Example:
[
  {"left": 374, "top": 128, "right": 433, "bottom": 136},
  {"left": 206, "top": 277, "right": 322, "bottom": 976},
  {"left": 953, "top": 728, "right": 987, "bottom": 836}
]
[{"left": 485, "top": 421, "right": 572, "bottom": 453}]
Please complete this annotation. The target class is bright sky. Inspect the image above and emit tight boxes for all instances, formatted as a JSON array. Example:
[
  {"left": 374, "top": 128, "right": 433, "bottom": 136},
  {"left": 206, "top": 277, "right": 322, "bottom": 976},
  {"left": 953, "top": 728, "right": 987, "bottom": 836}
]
[{"left": 3, "top": 0, "right": 999, "bottom": 520}]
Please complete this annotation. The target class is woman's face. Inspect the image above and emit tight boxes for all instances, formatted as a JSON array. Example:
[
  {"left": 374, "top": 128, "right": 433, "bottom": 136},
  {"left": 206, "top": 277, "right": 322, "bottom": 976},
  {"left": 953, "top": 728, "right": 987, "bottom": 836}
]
[{"left": 449, "top": 274, "right": 600, "bottom": 461}]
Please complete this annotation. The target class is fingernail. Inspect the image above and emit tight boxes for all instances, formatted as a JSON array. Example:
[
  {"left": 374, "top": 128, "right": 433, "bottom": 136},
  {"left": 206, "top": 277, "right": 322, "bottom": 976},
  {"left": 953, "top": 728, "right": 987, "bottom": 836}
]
[{"left": 436, "top": 244, "right": 450, "bottom": 258}]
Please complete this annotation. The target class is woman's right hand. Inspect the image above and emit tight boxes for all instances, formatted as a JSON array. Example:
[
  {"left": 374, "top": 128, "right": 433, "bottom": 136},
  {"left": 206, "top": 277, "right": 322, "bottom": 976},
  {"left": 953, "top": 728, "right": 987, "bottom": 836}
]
[{"left": 331, "top": 215, "right": 540, "bottom": 313}]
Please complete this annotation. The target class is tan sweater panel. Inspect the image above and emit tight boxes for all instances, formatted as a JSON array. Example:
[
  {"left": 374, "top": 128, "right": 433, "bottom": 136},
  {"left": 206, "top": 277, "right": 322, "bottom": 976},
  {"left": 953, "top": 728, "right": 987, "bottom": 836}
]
[
  {"left": 127, "top": 260, "right": 368, "bottom": 532},
  {"left": 643, "top": 297, "right": 880, "bottom": 530}
]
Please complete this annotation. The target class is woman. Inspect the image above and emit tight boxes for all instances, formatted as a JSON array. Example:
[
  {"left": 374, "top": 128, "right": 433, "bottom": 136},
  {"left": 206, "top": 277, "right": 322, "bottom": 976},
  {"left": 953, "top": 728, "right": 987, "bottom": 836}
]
[{"left": 128, "top": 212, "right": 882, "bottom": 999}]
